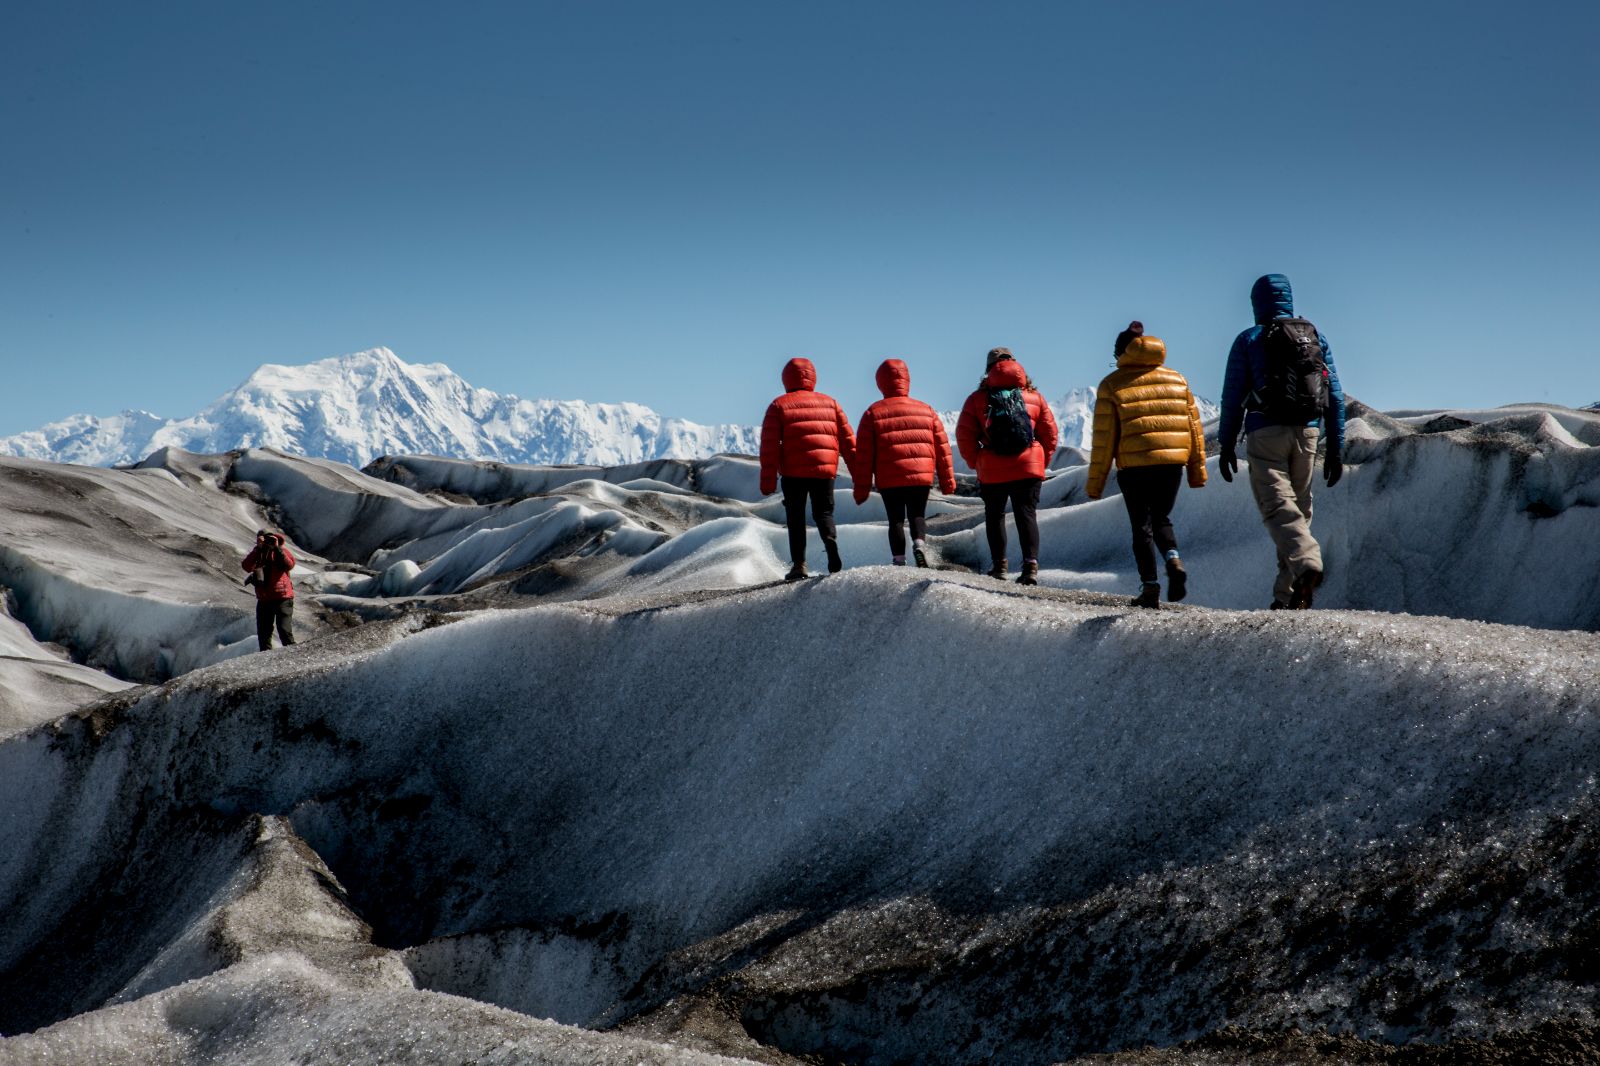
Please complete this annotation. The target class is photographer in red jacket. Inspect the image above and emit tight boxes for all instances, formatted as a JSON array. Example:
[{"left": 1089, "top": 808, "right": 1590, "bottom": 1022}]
[
  {"left": 759, "top": 357, "right": 856, "bottom": 580},
  {"left": 242, "top": 530, "right": 297, "bottom": 650}
]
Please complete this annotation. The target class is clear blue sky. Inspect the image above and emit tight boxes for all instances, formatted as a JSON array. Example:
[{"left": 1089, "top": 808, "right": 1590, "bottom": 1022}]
[{"left": 3, "top": 0, "right": 1597, "bottom": 434}]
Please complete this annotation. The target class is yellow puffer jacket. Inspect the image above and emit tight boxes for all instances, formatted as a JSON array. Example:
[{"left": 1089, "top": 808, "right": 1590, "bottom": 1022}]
[{"left": 1085, "top": 335, "right": 1207, "bottom": 499}]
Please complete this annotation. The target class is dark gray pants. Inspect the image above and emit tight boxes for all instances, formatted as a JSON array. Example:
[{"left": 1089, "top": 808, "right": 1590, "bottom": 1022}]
[
  {"left": 979, "top": 479, "right": 1041, "bottom": 565},
  {"left": 880, "top": 485, "right": 930, "bottom": 557},
  {"left": 780, "top": 476, "right": 838, "bottom": 566},
  {"left": 1117, "top": 464, "right": 1183, "bottom": 584},
  {"left": 256, "top": 599, "right": 296, "bottom": 650}
]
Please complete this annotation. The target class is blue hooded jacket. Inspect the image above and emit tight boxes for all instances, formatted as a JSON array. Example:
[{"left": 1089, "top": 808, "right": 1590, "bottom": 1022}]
[{"left": 1218, "top": 274, "right": 1345, "bottom": 451}]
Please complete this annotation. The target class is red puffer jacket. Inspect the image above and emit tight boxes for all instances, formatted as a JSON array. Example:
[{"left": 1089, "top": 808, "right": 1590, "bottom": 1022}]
[
  {"left": 955, "top": 358, "right": 1060, "bottom": 484},
  {"left": 851, "top": 359, "right": 957, "bottom": 504},
  {"left": 242, "top": 533, "right": 296, "bottom": 601},
  {"left": 759, "top": 358, "right": 857, "bottom": 496}
]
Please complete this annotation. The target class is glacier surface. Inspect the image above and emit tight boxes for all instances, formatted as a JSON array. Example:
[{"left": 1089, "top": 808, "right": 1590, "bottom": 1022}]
[{"left": 0, "top": 399, "right": 1597, "bottom": 1064}]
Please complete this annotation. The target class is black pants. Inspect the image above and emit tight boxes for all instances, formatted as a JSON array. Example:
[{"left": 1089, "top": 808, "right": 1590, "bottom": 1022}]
[
  {"left": 781, "top": 476, "right": 838, "bottom": 565},
  {"left": 979, "top": 479, "right": 1041, "bottom": 566},
  {"left": 1117, "top": 465, "right": 1183, "bottom": 583},
  {"left": 256, "top": 599, "right": 296, "bottom": 650},
  {"left": 880, "top": 485, "right": 930, "bottom": 557}
]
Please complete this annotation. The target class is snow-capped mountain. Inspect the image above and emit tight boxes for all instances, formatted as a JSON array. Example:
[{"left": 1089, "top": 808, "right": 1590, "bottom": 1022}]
[
  {"left": 0, "top": 347, "right": 1219, "bottom": 469},
  {"left": 0, "top": 348, "right": 762, "bottom": 468}
]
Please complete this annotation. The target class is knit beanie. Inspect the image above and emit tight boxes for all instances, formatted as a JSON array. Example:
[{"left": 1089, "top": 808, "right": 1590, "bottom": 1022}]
[
  {"left": 1113, "top": 321, "right": 1144, "bottom": 358},
  {"left": 985, "top": 346, "right": 1014, "bottom": 368}
]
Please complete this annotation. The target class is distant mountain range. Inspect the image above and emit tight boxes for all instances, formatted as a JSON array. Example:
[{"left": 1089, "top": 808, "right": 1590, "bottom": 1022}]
[{"left": 0, "top": 348, "right": 1214, "bottom": 469}]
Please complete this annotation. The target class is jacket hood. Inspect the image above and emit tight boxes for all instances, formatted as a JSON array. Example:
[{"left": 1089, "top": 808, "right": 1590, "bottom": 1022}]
[
  {"left": 1251, "top": 274, "right": 1295, "bottom": 324},
  {"left": 1117, "top": 335, "right": 1168, "bottom": 368},
  {"left": 985, "top": 358, "right": 1029, "bottom": 390},
  {"left": 781, "top": 358, "right": 817, "bottom": 392},
  {"left": 876, "top": 359, "right": 910, "bottom": 398}
]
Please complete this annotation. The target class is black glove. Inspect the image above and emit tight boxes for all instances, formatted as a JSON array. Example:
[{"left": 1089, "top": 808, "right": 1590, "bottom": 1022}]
[
  {"left": 1324, "top": 453, "right": 1343, "bottom": 488},
  {"left": 1219, "top": 447, "right": 1238, "bottom": 483}
]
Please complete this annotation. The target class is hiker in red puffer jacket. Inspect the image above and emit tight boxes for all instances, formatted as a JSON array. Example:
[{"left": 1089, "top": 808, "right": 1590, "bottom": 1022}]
[
  {"left": 851, "top": 359, "right": 957, "bottom": 568},
  {"left": 955, "top": 347, "right": 1059, "bottom": 586},
  {"left": 241, "top": 530, "right": 297, "bottom": 651},
  {"left": 759, "top": 358, "right": 857, "bottom": 580}
]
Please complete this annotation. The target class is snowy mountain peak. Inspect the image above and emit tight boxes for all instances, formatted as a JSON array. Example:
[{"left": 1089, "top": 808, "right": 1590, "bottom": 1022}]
[
  {"left": 0, "top": 349, "right": 761, "bottom": 469},
  {"left": 0, "top": 348, "right": 1220, "bottom": 470}
]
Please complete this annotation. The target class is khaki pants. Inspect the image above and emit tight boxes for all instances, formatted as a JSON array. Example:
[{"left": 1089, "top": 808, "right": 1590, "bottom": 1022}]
[{"left": 1246, "top": 425, "right": 1323, "bottom": 605}]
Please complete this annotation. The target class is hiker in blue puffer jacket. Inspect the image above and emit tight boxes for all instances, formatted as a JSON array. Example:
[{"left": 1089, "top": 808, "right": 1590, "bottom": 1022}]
[{"left": 1217, "top": 273, "right": 1346, "bottom": 610}]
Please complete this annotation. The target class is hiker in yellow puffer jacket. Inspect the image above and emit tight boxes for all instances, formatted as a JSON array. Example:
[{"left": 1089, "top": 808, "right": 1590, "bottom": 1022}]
[{"left": 1085, "top": 322, "right": 1208, "bottom": 609}]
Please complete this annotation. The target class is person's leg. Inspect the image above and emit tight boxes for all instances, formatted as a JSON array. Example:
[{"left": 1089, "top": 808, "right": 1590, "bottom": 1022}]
[
  {"left": 810, "top": 479, "right": 841, "bottom": 572},
  {"left": 906, "top": 486, "right": 929, "bottom": 545},
  {"left": 1286, "top": 427, "right": 1323, "bottom": 605},
  {"left": 255, "top": 601, "right": 274, "bottom": 651},
  {"left": 1117, "top": 468, "right": 1160, "bottom": 585},
  {"left": 1247, "top": 427, "right": 1322, "bottom": 606},
  {"left": 276, "top": 599, "right": 296, "bottom": 646},
  {"left": 979, "top": 483, "right": 1009, "bottom": 575},
  {"left": 781, "top": 477, "right": 809, "bottom": 568},
  {"left": 883, "top": 487, "right": 909, "bottom": 561},
  {"left": 1148, "top": 465, "right": 1183, "bottom": 560},
  {"left": 1010, "top": 480, "right": 1041, "bottom": 565},
  {"left": 1144, "top": 464, "right": 1186, "bottom": 601}
]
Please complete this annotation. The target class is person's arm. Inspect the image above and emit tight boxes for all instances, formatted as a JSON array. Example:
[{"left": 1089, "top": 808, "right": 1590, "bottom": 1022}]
[
  {"left": 242, "top": 546, "right": 262, "bottom": 571},
  {"left": 1320, "top": 333, "right": 1345, "bottom": 486},
  {"left": 852, "top": 408, "right": 876, "bottom": 504},
  {"left": 1321, "top": 333, "right": 1345, "bottom": 453},
  {"left": 758, "top": 402, "right": 782, "bottom": 497},
  {"left": 1217, "top": 331, "right": 1252, "bottom": 480},
  {"left": 834, "top": 400, "right": 856, "bottom": 471},
  {"left": 1185, "top": 388, "right": 1207, "bottom": 488},
  {"left": 932, "top": 412, "right": 957, "bottom": 495},
  {"left": 1033, "top": 392, "right": 1059, "bottom": 464},
  {"left": 954, "top": 393, "right": 981, "bottom": 471},
  {"left": 1085, "top": 390, "right": 1117, "bottom": 500},
  {"left": 279, "top": 545, "right": 296, "bottom": 571}
]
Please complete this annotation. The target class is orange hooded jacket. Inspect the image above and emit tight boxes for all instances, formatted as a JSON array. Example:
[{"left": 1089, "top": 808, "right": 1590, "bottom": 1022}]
[
  {"left": 759, "top": 358, "right": 856, "bottom": 496},
  {"left": 851, "top": 359, "right": 957, "bottom": 504},
  {"left": 954, "top": 358, "right": 1059, "bottom": 484}
]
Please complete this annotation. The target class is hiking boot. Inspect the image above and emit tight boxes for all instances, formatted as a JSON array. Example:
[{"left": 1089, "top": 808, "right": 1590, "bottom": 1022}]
[
  {"left": 1290, "top": 569, "right": 1322, "bottom": 609},
  {"left": 1016, "top": 561, "right": 1039, "bottom": 586},
  {"left": 1166, "top": 558, "right": 1187, "bottom": 602},
  {"left": 987, "top": 560, "right": 1008, "bottom": 580},
  {"left": 784, "top": 564, "right": 809, "bottom": 582},
  {"left": 825, "top": 544, "right": 843, "bottom": 574},
  {"left": 912, "top": 547, "right": 929, "bottom": 569},
  {"left": 1270, "top": 600, "right": 1289, "bottom": 610},
  {"left": 1132, "top": 582, "right": 1160, "bottom": 609}
]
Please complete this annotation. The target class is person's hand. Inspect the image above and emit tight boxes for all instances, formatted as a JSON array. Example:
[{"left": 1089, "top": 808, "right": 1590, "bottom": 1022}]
[
  {"left": 853, "top": 487, "right": 869, "bottom": 506},
  {"left": 1324, "top": 454, "right": 1343, "bottom": 487},
  {"left": 1219, "top": 447, "right": 1238, "bottom": 483}
]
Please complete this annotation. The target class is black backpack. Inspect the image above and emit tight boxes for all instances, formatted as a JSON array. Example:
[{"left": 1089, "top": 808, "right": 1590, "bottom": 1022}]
[
  {"left": 984, "top": 387, "right": 1035, "bottom": 456},
  {"left": 1255, "top": 317, "right": 1331, "bottom": 422}
]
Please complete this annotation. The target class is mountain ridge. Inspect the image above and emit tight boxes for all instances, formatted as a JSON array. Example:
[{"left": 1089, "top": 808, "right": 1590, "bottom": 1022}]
[{"left": 0, "top": 347, "right": 1212, "bottom": 469}]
